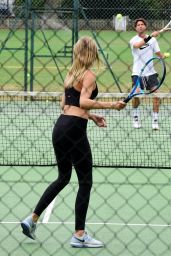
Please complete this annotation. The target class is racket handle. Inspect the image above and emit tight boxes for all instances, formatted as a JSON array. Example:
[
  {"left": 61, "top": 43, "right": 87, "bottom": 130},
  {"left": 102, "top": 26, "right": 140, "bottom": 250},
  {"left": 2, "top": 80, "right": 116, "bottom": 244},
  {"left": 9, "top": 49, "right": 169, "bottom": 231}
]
[{"left": 123, "top": 97, "right": 130, "bottom": 103}]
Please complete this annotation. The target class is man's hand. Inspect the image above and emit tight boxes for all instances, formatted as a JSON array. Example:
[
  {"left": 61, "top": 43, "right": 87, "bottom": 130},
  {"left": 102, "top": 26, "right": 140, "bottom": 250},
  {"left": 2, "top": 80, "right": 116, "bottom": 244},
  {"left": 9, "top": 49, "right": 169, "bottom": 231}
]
[{"left": 151, "top": 31, "right": 160, "bottom": 37}]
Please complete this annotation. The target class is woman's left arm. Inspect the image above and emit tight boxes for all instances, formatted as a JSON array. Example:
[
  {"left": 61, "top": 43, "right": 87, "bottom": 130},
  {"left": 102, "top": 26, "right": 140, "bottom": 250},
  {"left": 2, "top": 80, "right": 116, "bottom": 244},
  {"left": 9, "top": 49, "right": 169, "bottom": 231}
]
[
  {"left": 88, "top": 113, "right": 107, "bottom": 127},
  {"left": 60, "top": 94, "right": 65, "bottom": 110}
]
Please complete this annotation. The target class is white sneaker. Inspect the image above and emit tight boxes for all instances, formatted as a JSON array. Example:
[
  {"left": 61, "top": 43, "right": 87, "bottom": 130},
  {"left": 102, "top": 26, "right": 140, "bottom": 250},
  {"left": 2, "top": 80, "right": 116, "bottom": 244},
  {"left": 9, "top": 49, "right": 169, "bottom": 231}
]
[
  {"left": 70, "top": 232, "right": 104, "bottom": 248},
  {"left": 152, "top": 120, "right": 159, "bottom": 130},
  {"left": 133, "top": 116, "right": 141, "bottom": 129},
  {"left": 21, "top": 216, "right": 37, "bottom": 240}
]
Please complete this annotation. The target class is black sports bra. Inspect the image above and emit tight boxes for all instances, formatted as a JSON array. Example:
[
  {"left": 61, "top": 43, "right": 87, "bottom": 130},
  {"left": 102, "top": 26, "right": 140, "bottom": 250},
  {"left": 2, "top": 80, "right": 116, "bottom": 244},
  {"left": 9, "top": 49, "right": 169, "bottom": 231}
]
[{"left": 65, "top": 83, "right": 98, "bottom": 107}]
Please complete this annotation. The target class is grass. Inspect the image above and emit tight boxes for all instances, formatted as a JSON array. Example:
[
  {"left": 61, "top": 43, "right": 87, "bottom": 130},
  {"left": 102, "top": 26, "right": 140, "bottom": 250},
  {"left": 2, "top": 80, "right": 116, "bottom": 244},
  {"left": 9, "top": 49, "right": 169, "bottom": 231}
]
[{"left": 0, "top": 29, "right": 171, "bottom": 92}]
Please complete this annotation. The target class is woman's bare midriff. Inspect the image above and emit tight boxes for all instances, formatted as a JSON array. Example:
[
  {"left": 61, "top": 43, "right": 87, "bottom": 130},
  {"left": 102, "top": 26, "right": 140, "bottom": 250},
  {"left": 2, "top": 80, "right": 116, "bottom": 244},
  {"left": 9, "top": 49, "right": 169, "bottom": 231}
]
[{"left": 63, "top": 105, "right": 89, "bottom": 120}]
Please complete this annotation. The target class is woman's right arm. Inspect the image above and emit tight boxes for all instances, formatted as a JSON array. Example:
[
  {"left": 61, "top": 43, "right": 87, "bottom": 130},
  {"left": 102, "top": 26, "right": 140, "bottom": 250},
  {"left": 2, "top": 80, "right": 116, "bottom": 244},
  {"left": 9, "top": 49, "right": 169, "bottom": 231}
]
[{"left": 79, "top": 71, "right": 126, "bottom": 110}]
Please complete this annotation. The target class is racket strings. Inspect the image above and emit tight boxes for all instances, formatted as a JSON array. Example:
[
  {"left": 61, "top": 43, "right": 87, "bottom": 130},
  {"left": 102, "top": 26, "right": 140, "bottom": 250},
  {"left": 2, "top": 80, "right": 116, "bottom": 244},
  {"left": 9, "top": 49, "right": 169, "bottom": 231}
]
[
  {"left": 153, "top": 59, "right": 163, "bottom": 84},
  {"left": 141, "top": 58, "right": 163, "bottom": 93},
  {"left": 160, "top": 20, "right": 171, "bottom": 32},
  {"left": 124, "top": 57, "right": 166, "bottom": 103},
  {"left": 141, "top": 77, "right": 148, "bottom": 93},
  {"left": 165, "top": 20, "right": 171, "bottom": 30}
]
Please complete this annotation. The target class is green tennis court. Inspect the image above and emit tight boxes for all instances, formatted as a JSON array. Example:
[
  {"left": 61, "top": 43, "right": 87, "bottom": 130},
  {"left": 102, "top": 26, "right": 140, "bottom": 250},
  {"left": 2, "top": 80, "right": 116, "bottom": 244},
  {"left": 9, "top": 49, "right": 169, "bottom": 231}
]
[
  {"left": 0, "top": 92, "right": 171, "bottom": 168},
  {"left": 1, "top": 165, "right": 171, "bottom": 256},
  {"left": 1, "top": 1, "right": 171, "bottom": 255},
  {"left": 0, "top": 93, "right": 171, "bottom": 255}
]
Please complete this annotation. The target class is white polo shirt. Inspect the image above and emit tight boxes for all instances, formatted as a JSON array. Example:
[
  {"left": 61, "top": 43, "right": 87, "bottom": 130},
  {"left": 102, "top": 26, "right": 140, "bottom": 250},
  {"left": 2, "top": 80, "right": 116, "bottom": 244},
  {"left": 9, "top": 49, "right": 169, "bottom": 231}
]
[{"left": 130, "top": 35, "right": 160, "bottom": 76}]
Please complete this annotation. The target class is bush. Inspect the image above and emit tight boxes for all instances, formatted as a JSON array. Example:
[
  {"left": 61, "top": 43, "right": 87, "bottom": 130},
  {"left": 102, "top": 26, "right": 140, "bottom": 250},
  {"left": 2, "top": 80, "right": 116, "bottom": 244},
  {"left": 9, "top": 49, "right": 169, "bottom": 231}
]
[
  {"left": 13, "top": 0, "right": 45, "bottom": 17},
  {"left": 14, "top": 0, "right": 46, "bottom": 8}
]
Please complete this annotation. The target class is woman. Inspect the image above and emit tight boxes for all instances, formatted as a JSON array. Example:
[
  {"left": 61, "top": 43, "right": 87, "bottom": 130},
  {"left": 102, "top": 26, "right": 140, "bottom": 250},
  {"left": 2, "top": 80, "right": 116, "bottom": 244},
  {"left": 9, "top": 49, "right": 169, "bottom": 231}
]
[{"left": 21, "top": 36, "right": 126, "bottom": 248}]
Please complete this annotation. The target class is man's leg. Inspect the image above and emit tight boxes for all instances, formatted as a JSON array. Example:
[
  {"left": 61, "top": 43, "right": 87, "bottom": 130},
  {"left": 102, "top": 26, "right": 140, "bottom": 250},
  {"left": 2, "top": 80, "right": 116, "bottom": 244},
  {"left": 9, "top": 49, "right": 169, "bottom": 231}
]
[
  {"left": 132, "top": 97, "right": 141, "bottom": 128},
  {"left": 152, "top": 96, "right": 160, "bottom": 130}
]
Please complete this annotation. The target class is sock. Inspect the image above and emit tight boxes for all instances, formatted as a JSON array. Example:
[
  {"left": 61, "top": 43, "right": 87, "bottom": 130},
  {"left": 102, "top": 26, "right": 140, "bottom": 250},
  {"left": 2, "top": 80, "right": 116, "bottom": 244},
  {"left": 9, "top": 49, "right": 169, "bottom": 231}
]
[
  {"left": 132, "top": 108, "right": 140, "bottom": 119},
  {"left": 75, "top": 233, "right": 85, "bottom": 239},
  {"left": 32, "top": 214, "right": 39, "bottom": 223},
  {"left": 152, "top": 112, "right": 159, "bottom": 121}
]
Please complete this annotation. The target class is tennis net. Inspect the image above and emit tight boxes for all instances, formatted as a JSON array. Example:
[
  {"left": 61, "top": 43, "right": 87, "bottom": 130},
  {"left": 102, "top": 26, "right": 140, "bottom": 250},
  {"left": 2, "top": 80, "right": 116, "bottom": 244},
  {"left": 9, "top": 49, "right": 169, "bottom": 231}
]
[{"left": 0, "top": 91, "right": 171, "bottom": 168}]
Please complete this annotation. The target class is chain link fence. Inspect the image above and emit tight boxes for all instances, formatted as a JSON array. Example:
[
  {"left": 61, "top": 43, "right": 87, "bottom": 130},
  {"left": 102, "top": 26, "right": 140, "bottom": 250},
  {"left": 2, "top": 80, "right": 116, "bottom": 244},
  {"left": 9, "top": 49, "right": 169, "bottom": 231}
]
[{"left": 1, "top": 0, "right": 171, "bottom": 255}]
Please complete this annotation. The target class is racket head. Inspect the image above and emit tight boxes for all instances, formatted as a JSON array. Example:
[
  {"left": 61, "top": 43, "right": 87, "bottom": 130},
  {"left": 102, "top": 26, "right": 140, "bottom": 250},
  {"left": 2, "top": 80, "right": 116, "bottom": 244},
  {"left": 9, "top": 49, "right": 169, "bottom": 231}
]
[
  {"left": 160, "top": 20, "right": 171, "bottom": 32},
  {"left": 124, "top": 57, "right": 166, "bottom": 103},
  {"left": 140, "top": 57, "right": 166, "bottom": 94},
  {"left": 123, "top": 77, "right": 143, "bottom": 103}
]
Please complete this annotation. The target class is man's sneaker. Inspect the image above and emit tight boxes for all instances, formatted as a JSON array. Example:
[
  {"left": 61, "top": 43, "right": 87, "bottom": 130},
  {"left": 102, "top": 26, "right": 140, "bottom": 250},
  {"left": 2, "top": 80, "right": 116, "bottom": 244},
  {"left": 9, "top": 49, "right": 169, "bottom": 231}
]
[
  {"left": 21, "top": 216, "right": 37, "bottom": 240},
  {"left": 133, "top": 116, "right": 141, "bottom": 129},
  {"left": 152, "top": 120, "right": 159, "bottom": 130},
  {"left": 70, "top": 232, "right": 104, "bottom": 248}
]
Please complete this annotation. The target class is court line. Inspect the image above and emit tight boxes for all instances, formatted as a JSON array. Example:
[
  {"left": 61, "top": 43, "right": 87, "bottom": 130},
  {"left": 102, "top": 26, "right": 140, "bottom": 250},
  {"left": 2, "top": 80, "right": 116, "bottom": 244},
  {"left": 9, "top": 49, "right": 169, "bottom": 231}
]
[
  {"left": 2, "top": 65, "right": 106, "bottom": 70},
  {"left": 1, "top": 221, "right": 171, "bottom": 227},
  {"left": 152, "top": 134, "right": 171, "bottom": 137},
  {"left": 42, "top": 198, "right": 56, "bottom": 223},
  {"left": 2, "top": 65, "right": 65, "bottom": 70}
]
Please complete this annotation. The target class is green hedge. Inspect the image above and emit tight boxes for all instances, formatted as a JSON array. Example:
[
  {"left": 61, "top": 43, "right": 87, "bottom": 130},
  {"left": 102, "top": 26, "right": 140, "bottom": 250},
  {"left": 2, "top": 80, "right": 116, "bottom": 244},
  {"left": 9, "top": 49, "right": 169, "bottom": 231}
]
[
  {"left": 13, "top": 0, "right": 45, "bottom": 17},
  {"left": 14, "top": 0, "right": 45, "bottom": 8}
]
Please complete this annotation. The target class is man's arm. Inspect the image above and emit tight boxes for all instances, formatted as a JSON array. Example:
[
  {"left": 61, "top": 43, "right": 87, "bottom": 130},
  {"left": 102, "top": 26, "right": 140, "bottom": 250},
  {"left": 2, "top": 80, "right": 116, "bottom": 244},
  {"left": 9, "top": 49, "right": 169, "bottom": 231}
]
[
  {"left": 155, "top": 51, "right": 164, "bottom": 59},
  {"left": 133, "top": 31, "right": 160, "bottom": 49}
]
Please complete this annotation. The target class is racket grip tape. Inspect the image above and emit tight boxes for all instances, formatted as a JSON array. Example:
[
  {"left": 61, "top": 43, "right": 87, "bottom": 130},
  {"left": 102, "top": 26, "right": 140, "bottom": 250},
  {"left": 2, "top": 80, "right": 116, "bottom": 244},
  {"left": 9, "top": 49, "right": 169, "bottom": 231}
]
[{"left": 123, "top": 97, "right": 130, "bottom": 103}]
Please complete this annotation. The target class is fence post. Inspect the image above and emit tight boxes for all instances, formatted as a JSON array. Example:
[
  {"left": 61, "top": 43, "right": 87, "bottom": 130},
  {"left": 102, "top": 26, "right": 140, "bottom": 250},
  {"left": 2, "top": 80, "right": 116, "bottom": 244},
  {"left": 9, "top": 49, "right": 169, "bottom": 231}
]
[
  {"left": 23, "top": 0, "right": 30, "bottom": 92},
  {"left": 73, "top": 0, "right": 79, "bottom": 45}
]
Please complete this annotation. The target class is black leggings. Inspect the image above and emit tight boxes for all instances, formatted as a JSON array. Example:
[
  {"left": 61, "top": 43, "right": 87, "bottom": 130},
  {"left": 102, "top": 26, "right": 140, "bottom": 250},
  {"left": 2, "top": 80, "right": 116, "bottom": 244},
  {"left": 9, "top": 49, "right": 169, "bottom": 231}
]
[{"left": 34, "top": 114, "right": 93, "bottom": 230}]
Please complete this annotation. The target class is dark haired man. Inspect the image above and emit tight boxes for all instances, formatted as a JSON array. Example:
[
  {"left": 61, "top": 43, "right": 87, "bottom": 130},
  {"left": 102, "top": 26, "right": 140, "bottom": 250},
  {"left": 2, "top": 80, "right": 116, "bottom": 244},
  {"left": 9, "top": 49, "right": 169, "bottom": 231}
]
[{"left": 130, "top": 18, "right": 164, "bottom": 130}]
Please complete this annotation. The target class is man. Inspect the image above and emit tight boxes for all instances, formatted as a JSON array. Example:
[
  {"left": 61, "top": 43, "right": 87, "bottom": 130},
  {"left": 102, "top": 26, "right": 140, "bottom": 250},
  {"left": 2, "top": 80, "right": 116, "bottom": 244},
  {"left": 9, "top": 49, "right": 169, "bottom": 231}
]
[{"left": 130, "top": 18, "right": 164, "bottom": 130}]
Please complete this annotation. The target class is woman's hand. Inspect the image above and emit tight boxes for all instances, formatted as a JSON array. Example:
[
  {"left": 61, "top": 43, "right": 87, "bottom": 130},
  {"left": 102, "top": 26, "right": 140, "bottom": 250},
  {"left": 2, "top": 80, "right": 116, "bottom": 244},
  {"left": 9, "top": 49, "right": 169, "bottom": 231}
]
[
  {"left": 111, "top": 101, "right": 126, "bottom": 110},
  {"left": 89, "top": 114, "right": 107, "bottom": 127}
]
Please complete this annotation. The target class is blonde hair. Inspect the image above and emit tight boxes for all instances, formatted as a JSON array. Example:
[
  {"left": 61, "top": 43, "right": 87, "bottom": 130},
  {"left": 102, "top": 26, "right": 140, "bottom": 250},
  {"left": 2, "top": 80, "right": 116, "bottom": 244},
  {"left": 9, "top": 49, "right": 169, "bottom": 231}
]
[{"left": 64, "top": 36, "right": 100, "bottom": 88}]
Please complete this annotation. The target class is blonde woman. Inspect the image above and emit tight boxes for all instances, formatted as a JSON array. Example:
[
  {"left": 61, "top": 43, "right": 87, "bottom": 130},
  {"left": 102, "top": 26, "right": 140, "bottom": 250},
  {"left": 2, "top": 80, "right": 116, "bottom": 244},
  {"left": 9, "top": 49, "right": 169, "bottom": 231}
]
[{"left": 21, "top": 36, "right": 126, "bottom": 248}]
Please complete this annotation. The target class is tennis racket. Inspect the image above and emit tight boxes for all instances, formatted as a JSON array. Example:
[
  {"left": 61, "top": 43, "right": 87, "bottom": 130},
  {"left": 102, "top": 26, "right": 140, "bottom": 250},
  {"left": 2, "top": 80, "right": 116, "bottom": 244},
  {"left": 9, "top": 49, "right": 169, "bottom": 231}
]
[
  {"left": 159, "top": 20, "right": 171, "bottom": 33},
  {"left": 124, "top": 57, "right": 166, "bottom": 103}
]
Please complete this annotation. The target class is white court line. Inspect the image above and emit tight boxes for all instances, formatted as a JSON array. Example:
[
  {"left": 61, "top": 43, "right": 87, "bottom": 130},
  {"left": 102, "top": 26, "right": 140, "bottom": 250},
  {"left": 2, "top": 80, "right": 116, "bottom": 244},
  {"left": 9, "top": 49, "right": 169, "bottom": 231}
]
[
  {"left": 2, "top": 65, "right": 106, "bottom": 70},
  {"left": 42, "top": 198, "right": 56, "bottom": 223},
  {"left": 2, "top": 66, "right": 65, "bottom": 70},
  {"left": 152, "top": 134, "right": 170, "bottom": 137},
  {"left": 151, "top": 133, "right": 170, "bottom": 135},
  {"left": 1, "top": 221, "right": 171, "bottom": 227}
]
